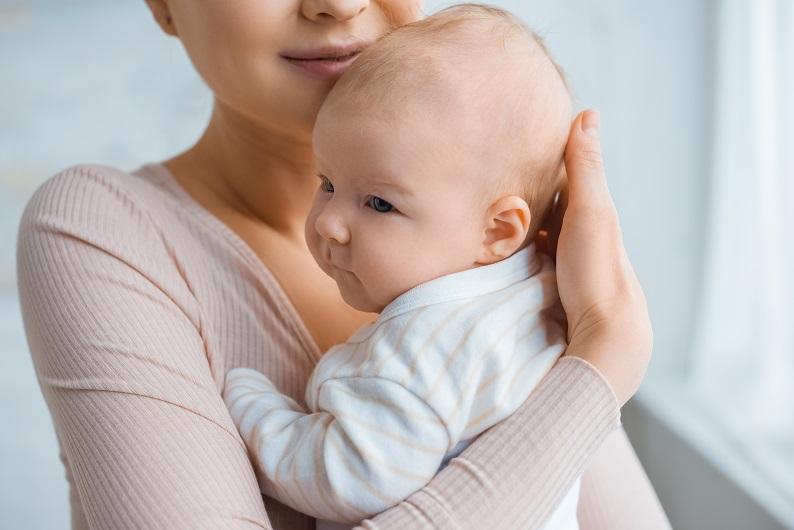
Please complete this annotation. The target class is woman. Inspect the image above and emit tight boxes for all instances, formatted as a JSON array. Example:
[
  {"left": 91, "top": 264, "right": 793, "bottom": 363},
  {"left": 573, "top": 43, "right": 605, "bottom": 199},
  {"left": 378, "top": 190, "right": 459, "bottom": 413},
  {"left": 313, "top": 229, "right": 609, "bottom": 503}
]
[{"left": 17, "top": 1, "right": 666, "bottom": 528}]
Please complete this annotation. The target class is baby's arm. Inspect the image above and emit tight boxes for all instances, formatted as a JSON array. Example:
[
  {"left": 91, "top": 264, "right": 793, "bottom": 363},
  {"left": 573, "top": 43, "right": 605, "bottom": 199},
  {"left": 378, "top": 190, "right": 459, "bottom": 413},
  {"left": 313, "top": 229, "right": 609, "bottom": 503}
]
[{"left": 223, "top": 367, "right": 450, "bottom": 524}]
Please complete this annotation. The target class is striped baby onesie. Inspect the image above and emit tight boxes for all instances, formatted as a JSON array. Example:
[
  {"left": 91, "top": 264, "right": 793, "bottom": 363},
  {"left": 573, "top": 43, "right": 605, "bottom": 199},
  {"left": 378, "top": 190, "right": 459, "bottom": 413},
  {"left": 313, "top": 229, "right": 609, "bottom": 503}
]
[{"left": 224, "top": 244, "right": 577, "bottom": 528}]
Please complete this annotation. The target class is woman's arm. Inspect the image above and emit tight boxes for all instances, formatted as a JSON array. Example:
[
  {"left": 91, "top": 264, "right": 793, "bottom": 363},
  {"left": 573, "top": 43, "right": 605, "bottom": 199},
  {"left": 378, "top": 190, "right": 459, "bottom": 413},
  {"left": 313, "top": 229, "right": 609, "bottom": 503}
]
[
  {"left": 578, "top": 428, "right": 671, "bottom": 530},
  {"left": 356, "top": 110, "right": 655, "bottom": 529},
  {"left": 357, "top": 356, "right": 618, "bottom": 529},
  {"left": 17, "top": 166, "right": 285, "bottom": 530}
]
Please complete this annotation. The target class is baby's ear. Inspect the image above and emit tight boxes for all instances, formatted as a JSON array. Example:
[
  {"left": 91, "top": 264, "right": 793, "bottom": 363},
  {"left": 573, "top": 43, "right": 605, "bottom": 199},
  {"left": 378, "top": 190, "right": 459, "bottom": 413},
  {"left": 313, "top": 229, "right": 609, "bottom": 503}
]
[{"left": 476, "top": 195, "right": 531, "bottom": 265}]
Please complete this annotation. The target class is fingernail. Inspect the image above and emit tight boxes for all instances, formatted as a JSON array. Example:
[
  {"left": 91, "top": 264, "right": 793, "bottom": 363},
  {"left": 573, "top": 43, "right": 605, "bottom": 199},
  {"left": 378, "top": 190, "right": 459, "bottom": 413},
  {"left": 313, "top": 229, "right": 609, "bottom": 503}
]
[{"left": 582, "top": 110, "right": 600, "bottom": 137}]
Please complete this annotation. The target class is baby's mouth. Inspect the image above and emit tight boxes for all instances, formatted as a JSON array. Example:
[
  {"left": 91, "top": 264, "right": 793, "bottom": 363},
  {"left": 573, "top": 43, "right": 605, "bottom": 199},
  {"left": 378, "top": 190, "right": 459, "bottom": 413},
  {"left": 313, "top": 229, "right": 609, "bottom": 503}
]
[{"left": 324, "top": 249, "right": 350, "bottom": 274}]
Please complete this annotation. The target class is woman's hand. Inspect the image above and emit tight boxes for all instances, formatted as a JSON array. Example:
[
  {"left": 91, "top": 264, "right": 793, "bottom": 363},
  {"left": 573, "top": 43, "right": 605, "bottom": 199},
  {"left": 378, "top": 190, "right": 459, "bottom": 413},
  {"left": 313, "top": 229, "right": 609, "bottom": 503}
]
[{"left": 541, "top": 110, "right": 653, "bottom": 406}]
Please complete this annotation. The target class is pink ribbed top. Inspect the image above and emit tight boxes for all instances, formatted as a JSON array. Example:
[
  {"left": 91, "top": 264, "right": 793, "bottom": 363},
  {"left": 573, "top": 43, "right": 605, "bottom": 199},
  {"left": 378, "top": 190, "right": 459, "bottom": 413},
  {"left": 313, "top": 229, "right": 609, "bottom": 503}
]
[{"left": 16, "top": 162, "right": 665, "bottom": 529}]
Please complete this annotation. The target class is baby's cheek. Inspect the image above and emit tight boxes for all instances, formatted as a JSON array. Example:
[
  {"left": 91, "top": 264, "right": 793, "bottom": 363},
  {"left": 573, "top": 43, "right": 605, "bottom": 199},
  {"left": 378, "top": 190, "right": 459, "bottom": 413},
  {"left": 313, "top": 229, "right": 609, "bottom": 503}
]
[
  {"left": 303, "top": 218, "right": 326, "bottom": 271},
  {"left": 361, "top": 254, "right": 404, "bottom": 305}
]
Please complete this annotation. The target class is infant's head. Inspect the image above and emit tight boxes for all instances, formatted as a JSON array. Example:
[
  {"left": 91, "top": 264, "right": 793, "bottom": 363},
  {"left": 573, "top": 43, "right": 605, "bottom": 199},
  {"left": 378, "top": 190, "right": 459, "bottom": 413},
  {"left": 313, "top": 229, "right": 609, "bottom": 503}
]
[{"left": 306, "top": 4, "right": 572, "bottom": 313}]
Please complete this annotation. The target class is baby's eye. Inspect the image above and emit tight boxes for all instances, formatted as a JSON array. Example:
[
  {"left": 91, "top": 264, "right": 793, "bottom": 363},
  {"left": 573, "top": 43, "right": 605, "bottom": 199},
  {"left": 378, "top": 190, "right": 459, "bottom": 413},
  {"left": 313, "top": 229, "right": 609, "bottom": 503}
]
[
  {"left": 319, "top": 175, "right": 334, "bottom": 193},
  {"left": 367, "top": 196, "right": 394, "bottom": 213}
]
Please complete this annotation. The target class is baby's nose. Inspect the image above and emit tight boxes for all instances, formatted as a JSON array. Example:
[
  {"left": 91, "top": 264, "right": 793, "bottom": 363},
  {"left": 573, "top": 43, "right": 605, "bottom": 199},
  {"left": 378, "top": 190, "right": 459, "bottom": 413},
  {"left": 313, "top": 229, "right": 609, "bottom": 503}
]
[{"left": 315, "top": 206, "right": 351, "bottom": 245}]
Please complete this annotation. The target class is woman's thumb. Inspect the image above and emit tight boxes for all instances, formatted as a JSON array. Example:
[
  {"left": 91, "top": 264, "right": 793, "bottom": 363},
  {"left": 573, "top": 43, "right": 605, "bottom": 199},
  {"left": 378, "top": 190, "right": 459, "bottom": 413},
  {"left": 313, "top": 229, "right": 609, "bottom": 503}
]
[{"left": 564, "top": 110, "right": 610, "bottom": 205}]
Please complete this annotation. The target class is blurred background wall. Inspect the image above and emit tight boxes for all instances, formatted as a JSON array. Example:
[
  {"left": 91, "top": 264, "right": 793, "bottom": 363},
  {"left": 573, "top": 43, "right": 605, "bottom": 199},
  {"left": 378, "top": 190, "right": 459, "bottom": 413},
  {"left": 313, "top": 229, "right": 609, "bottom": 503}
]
[{"left": 1, "top": 1, "right": 791, "bottom": 529}]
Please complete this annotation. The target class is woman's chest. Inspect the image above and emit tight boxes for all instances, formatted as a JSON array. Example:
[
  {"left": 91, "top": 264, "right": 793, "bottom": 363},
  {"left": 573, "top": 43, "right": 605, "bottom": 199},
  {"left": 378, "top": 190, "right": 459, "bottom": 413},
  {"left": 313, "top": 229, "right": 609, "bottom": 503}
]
[
  {"left": 163, "top": 225, "right": 314, "bottom": 404},
  {"left": 178, "top": 226, "right": 373, "bottom": 404}
]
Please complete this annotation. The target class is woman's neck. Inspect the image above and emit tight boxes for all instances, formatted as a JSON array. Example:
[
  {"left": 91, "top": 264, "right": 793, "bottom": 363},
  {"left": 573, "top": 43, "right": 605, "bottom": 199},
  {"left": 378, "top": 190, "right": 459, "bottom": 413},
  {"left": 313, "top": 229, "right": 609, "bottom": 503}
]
[{"left": 166, "top": 99, "right": 319, "bottom": 240}]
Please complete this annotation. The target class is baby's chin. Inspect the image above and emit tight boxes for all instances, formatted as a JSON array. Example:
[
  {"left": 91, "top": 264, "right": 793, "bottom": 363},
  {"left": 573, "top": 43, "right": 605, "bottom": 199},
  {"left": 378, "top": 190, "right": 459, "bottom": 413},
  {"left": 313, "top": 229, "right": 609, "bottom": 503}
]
[{"left": 337, "top": 282, "right": 385, "bottom": 314}]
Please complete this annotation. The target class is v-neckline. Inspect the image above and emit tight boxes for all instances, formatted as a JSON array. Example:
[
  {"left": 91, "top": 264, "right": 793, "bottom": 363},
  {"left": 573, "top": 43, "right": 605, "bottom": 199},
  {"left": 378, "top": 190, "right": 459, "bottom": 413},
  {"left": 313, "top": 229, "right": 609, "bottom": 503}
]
[{"left": 137, "top": 161, "right": 324, "bottom": 364}]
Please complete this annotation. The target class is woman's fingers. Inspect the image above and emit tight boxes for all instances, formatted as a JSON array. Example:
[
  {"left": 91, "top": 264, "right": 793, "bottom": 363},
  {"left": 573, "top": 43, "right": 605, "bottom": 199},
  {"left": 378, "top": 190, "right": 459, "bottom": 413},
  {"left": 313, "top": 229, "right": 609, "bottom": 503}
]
[
  {"left": 554, "top": 109, "right": 652, "bottom": 406},
  {"left": 556, "top": 110, "right": 620, "bottom": 321},
  {"left": 564, "top": 110, "right": 613, "bottom": 210},
  {"left": 539, "top": 111, "right": 602, "bottom": 261}
]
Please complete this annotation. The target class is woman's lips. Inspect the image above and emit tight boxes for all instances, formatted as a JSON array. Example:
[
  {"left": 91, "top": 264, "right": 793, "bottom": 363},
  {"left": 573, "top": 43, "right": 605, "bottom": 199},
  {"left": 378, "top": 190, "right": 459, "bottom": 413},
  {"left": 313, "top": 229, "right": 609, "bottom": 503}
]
[
  {"left": 281, "top": 42, "right": 370, "bottom": 81},
  {"left": 283, "top": 53, "right": 361, "bottom": 80}
]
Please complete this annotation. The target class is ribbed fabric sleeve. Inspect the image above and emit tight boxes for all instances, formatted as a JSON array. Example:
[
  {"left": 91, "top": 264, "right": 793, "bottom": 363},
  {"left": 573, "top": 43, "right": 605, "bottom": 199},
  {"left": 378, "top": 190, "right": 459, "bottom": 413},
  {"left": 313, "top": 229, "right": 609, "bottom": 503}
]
[{"left": 16, "top": 163, "right": 667, "bottom": 529}]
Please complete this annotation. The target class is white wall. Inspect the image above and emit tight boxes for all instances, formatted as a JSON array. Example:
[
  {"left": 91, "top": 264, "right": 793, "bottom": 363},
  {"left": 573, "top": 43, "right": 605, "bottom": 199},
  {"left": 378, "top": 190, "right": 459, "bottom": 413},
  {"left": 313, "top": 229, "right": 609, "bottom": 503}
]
[{"left": 1, "top": 1, "right": 718, "bottom": 528}]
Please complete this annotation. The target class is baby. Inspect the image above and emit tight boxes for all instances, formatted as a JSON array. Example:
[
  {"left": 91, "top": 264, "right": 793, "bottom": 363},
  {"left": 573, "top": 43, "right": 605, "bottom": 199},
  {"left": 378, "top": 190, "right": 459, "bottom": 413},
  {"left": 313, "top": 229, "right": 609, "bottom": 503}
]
[{"left": 224, "top": 4, "right": 576, "bottom": 529}]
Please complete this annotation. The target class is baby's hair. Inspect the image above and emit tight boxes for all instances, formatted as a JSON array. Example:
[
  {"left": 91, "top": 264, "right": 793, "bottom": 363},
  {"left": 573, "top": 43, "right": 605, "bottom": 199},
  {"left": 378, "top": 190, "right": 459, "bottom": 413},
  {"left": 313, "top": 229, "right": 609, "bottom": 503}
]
[
  {"left": 328, "top": 3, "right": 573, "bottom": 239},
  {"left": 418, "top": 3, "right": 570, "bottom": 91},
  {"left": 339, "top": 4, "right": 570, "bottom": 99}
]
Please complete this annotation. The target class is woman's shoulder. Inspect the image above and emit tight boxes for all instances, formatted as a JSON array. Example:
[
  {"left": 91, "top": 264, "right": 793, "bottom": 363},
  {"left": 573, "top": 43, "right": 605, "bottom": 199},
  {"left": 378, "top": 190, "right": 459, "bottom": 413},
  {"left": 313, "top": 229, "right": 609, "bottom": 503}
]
[
  {"left": 17, "top": 162, "right": 195, "bottom": 278},
  {"left": 16, "top": 162, "right": 211, "bottom": 332},
  {"left": 18, "top": 161, "right": 206, "bottom": 246},
  {"left": 22, "top": 162, "right": 175, "bottom": 226}
]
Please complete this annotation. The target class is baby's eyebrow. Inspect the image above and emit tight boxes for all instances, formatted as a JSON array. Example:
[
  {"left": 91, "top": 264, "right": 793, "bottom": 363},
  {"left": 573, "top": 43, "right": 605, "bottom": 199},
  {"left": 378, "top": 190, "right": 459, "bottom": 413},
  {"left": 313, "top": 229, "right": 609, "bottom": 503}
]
[{"left": 367, "top": 178, "right": 415, "bottom": 198}]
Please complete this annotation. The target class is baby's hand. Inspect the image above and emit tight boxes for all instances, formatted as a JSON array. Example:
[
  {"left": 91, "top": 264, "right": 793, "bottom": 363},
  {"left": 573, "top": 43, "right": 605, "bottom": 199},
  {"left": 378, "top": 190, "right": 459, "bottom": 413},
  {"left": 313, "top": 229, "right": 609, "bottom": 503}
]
[
  {"left": 223, "top": 368, "right": 296, "bottom": 437},
  {"left": 224, "top": 367, "right": 278, "bottom": 400},
  {"left": 223, "top": 368, "right": 274, "bottom": 395}
]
